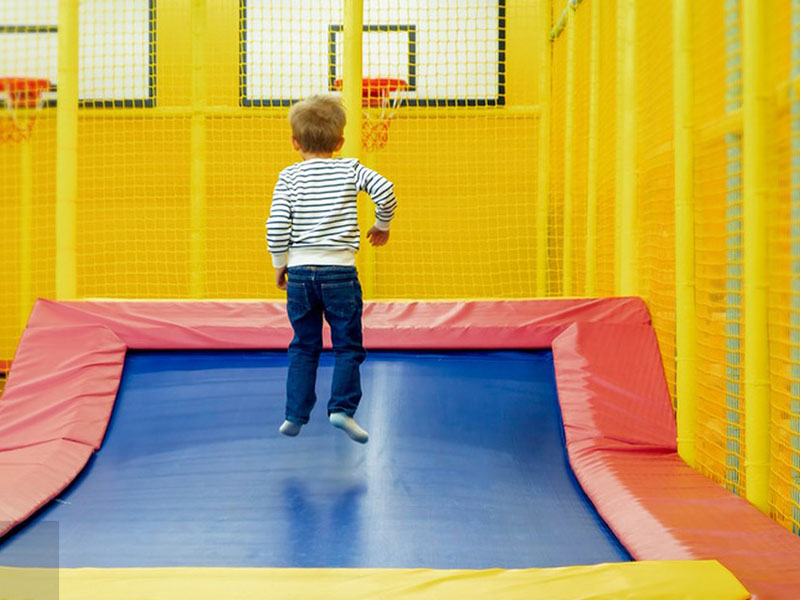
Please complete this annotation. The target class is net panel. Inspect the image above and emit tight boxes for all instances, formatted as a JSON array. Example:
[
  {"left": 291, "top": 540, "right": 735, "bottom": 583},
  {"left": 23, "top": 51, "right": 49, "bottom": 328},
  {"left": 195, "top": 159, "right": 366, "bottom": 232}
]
[
  {"left": 692, "top": 0, "right": 746, "bottom": 495},
  {"left": 0, "top": 2, "right": 57, "bottom": 368},
  {"left": 549, "top": 12, "right": 566, "bottom": 297},
  {"left": 636, "top": 0, "right": 676, "bottom": 403},
  {"left": 567, "top": 4, "right": 590, "bottom": 296},
  {"left": 207, "top": 0, "right": 339, "bottom": 300},
  {"left": 367, "top": 1, "right": 540, "bottom": 299},
  {"left": 76, "top": 1, "right": 190, "bottom": 299},
  {"left": 595, "top": 0, "right": 617, "bottom": 298}
]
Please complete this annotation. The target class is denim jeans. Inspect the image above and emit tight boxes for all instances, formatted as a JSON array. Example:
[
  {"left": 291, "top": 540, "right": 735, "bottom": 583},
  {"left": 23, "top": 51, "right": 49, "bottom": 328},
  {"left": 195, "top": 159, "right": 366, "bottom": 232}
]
[{"left": 285, "top": 266, "right": 366, "bottom": 424}]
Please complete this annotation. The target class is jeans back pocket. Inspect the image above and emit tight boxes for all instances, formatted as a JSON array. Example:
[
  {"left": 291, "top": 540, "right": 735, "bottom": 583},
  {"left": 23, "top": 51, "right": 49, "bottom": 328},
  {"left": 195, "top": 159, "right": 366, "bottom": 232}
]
[
  {"left": 321, "top": 280, "right": 358, "bottom": 320},
  {"left": 287, "top": 281, "right": 312, "bottom": 321}
]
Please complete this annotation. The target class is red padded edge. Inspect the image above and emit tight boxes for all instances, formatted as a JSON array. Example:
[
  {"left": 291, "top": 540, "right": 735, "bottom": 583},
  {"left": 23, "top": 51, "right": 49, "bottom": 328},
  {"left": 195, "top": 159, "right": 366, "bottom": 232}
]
[
  {"left": 27, "top": 297, "right": 650, "bottom": 350},
  {"left": 0, "top": 325, "right": 126, "bottom": 451},
  {"left": 553, "top": 322, "right": 800, "bottom": 599},
  {"left": 0, "top": 440, "right": 94, "bottom": 537},
  {"left": 0, "top": 324, "right": 125, "bottom": 538},
  {"left": 553, "top": 322, "right": 676, "bottom": 453}
]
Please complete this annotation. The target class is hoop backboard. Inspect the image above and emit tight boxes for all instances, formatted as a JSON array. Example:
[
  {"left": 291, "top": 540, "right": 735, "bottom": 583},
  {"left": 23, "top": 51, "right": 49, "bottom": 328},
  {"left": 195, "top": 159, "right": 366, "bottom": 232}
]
[
  {"left": 0, "top": 0, "right": 155, "bottom": 107},
  {"left": 241, "top": 0, "right": 505, "bottom": 107}
]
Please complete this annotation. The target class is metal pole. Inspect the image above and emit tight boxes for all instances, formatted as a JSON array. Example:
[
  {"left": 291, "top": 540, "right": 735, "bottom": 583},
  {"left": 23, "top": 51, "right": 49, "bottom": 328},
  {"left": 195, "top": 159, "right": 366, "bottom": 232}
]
[
  {"left": 190, "top": 0, "right": 207, "bottom": 298},
  {"left": 617, "top": 0, "right": 637, "bottom": 295},
  {"left": 563, "top": 4, "right": 575, "bottom": 296},
  {"left": 341, "top": 0, "right": 371, "bottom": 297},
  {"left": 742, "top": 0, "right": 771, "bottom": 514},
  {"left": 56, "top": 0, "right": 78, "bottom": 300},
  {"left": 20, "top": 141, "right": 33, "bottom": 328},
  {"left": 585, "top": 0, "right": 600, "bottom": 296},
  {"left": 674, "top": 0, "right": 697, "bottom": 467},
  {"left": 341, "top": 0, "right": 363, "bottom": 160},
  {"left": 536, "top": 1, "right": 552, "bottom": 297}
]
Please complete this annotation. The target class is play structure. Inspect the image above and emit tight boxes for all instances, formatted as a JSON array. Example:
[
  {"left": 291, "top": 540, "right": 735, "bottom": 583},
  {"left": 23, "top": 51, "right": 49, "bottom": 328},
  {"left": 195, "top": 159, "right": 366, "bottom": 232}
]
[{"left": 2, "top": 1, "right": 800, "bottom": 598}]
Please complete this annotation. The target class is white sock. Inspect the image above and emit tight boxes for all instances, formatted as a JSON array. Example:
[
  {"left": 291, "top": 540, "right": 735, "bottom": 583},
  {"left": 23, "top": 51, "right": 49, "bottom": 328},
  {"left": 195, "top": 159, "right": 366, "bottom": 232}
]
[
  {"left": 279, "top": 420, "right": 302, "bottom": 437},
  {"left": 329, "top": 413, "right": 369, "bottom": 444}
]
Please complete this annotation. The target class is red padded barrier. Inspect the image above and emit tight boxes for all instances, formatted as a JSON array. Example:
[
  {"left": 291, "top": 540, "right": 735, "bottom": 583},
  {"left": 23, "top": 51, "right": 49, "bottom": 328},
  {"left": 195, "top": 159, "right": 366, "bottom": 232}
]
[
  {"left": 0, "top": 325, "right": 126, "bottom": 451},
  {"left": 28, "top": 297, "right": 651, "bottom": 350},
  {"left": 552, "top": 323, "right": 676, "bottom": 453},
  {"left": 0, "top": 441, "right": 94, "bottom": 537},
  {"left": 0, "top": 298, "right": 648, "bottom": 541},
  {"left": 0, "top": 325, "right": 125, "bottom": 538},
  {"left": 552, "top": 322, "right": 800, "bottom": 599}
]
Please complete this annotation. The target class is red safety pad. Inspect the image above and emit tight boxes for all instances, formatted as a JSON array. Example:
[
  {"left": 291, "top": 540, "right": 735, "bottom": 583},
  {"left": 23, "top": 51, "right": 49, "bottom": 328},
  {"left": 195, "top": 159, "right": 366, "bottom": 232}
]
[
  {"left": 0, "top": 441, "right": 93, "bottom": 537},
  {"left": 28, "top": 297, "right": 650, "bottom": 350},
  {"left": 554, "top": 322, "right": 676, "bottom": 454},
  {"left": 0, "top": 325, "right": 126, "bottom": 538},
  {"left": 0, "top": 325, "right": 126, "bottom": 451},
  {"left": 553, "top": 322, "right": 800, "bottom": 600}
]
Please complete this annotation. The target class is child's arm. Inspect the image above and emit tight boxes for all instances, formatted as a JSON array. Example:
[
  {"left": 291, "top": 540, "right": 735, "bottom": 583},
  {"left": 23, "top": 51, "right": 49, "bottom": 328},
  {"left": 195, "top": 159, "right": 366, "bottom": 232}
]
[
  {"left": 266, "top": 177, "right": 292, "bottom": 289},
  {"left": 354, "top": 163, "right": 397, "bottom": 242}
]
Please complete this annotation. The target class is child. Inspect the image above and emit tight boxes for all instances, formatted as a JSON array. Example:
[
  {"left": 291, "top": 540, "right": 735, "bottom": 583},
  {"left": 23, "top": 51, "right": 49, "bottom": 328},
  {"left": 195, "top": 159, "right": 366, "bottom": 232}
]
[{"left": 266, "top": 94, "right": 396, "bottom": 444}]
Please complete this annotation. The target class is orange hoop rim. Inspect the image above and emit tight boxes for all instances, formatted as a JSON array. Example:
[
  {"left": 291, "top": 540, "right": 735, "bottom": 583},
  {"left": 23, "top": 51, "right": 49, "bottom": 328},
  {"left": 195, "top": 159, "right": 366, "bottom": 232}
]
[
  {"left": 332, "top": 78, "right": 407, "bottom": 151},
  {"left": 0, "top": 77, "right": 51, "bottom": 143},
  {"left": 332, "top": 78, "right": 408, "bottom": 108},
  {"left": 0, "top": 77, "right": 51, "bottom": 109}
]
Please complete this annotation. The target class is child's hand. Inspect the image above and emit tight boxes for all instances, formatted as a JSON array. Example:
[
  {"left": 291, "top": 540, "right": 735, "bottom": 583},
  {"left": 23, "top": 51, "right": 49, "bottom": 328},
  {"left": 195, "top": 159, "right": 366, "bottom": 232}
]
[
  {"left": 275, "top": 266, "right": 288, "bottom": 290},
  {"left": 367, "top": 226, "right": 390, "bottom": 247}
]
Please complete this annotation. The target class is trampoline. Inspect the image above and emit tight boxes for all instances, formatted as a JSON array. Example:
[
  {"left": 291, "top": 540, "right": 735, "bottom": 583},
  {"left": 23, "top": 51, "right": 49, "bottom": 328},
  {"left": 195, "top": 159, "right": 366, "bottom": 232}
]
[
  {"left": 1, "top": 298, "right": 798, "bottom": 599},
  {"left": 0, "top": 349, "right": 628, "bottom": 569}
]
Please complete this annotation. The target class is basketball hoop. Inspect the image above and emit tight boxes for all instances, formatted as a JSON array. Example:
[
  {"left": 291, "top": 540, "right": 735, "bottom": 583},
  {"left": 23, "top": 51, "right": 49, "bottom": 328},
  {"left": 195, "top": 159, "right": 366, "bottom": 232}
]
[
  {"left": 334, "top": 78, "right": 407, "bottom": 152},
  {"left": 0, "top": 78, "right": 51, "bottom": 143}
]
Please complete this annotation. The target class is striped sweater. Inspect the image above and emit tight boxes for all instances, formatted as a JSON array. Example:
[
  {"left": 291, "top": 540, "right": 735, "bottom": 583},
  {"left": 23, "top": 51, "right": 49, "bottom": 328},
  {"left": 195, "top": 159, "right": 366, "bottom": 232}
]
[{"left": 266, "top": 158, "right": 397, "bottom": 268}]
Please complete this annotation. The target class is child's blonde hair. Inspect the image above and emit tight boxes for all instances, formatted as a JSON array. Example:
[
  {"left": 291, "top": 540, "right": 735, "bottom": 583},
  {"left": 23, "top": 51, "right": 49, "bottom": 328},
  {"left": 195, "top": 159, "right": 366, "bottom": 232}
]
[{"left": 288, "top": 94, "right": 346, "bottom": 153}]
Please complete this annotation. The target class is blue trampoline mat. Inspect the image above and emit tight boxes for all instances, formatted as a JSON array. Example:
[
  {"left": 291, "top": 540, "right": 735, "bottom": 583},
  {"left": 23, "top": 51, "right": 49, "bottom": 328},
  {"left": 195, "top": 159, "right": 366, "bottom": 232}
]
[{"left": 0, "top": 350, "right": 630, "bottom": 568}]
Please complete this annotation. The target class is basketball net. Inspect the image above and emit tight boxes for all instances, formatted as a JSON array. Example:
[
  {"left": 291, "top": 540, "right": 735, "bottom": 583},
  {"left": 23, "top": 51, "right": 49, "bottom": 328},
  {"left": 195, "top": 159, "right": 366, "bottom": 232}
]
[
  {"left": 334, "top": 78, "right": 407, "bottom": 152},
  {"left": 0, "top": 78, "right": 51, "bottom": 143}
]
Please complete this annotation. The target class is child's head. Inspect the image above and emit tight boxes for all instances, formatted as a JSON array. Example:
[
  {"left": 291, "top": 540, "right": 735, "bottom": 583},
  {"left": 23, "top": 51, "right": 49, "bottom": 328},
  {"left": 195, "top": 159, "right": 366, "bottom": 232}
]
[{"left": 288, "top": 94, "right": 346, "bottom": 154}]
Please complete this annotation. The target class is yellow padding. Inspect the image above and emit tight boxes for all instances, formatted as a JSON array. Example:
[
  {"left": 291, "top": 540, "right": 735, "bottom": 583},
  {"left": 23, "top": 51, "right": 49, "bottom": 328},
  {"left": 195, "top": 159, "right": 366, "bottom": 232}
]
[{"left": 0, "top": 561, "right": 749, "bottom": 600}]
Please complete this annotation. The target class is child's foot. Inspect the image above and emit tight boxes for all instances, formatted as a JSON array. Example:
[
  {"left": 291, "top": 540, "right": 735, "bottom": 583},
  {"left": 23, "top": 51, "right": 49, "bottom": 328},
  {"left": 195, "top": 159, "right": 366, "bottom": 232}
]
[
  {"left": 279, "top": 420, "right": 302, "bottom": 437},
  {"left": 329, "top": 413, "right": 369, "bottom": 444}
]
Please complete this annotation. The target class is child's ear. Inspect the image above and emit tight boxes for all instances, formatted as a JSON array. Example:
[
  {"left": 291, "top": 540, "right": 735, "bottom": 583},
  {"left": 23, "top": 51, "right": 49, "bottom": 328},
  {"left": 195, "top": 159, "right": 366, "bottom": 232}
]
[
  {"left": 334, "top": 138, "right": 345, "bottom": 152},
  {"left": 291, "top": 137, "right": 302, "bottom": 151}
]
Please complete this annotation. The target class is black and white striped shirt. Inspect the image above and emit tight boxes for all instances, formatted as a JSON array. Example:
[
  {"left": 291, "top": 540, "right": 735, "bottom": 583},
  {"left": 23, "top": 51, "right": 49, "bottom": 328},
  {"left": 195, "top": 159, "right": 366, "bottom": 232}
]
[{"left": 266, "top": 158, "right": 396, "bottom": 268}]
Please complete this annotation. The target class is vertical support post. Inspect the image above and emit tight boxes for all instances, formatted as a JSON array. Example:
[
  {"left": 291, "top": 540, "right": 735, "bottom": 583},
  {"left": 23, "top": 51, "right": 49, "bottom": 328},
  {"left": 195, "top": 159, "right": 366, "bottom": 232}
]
[
  {"left": 585, "top": 0, "right": 600, "bottom": 296},
  {"left": 562, "top": 3, "right": 575, "bottom": 296},
  {"left": 616, "top": 0, "right": 637, "bottom": 295},
  {"left": 723, "top": 0, "right": 744, "bottom": 496},
  {"left": 674, "top": 0, "right": 696, "bottom": 467},
  {"left": 190, "top": 0, "right": 207, "bottom": 298},
  {"left": 341, "top": 0, "right": 363, "bottom": 160},
  {"left": 536, "top": 0, "right": 552, "bottom": 297},
  {"left": 742, "top": 0, "right": 771, "bottom": 513},
  {"left": 56, "top": 0, "right": 78, "bottom": 300},
  {"left": 341, "top": 0, "right": 370, "bottom": 297},
  {"left": 19, "top": 142, "right": 33, "bottom": 329},
  {"left": 789, "top": 0, "right": 800, "bottom": 532}
]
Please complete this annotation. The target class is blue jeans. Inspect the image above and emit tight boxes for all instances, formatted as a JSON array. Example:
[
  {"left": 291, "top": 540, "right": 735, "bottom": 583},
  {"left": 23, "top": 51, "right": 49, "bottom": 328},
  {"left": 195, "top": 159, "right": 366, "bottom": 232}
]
[{"left": 285, "top": 266, "right": 366, "bottom": 424}]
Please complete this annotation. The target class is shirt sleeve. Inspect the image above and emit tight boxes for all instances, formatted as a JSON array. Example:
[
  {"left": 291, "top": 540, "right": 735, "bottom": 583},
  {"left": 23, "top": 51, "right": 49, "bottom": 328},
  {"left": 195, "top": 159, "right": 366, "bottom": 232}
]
[
  {"left": 266, "top": 176, "right": 292, "bottom": 268},
  {"left": 354, "top": 161, "right": 397, "bottom": 230}
]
